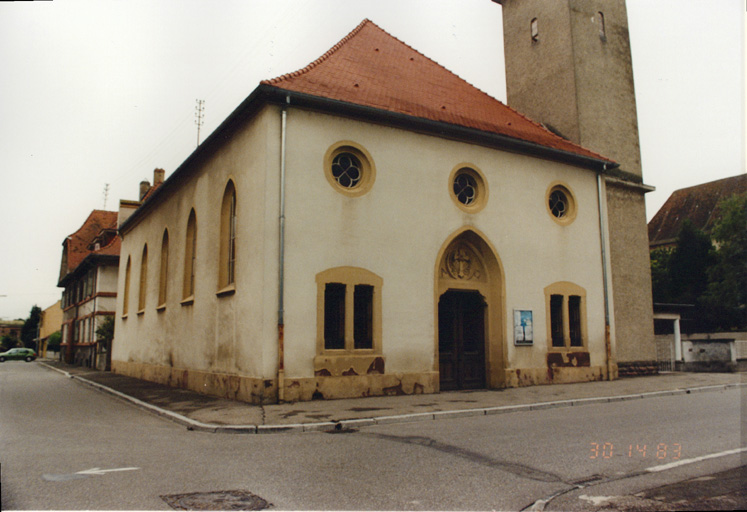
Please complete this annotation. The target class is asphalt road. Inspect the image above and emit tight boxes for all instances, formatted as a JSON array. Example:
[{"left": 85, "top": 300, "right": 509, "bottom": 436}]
[{"left": 1, "top": 362, "right": 744, "bottom": 510}]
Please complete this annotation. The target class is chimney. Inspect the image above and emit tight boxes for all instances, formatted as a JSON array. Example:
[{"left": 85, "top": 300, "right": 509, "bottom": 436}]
[
  {"left": 118, "top": 199, "right": 140, "bottom": 228},
  {"left": 154, "top": 168, "right": 165, "bottom": 186},
  {"left": 139, "top": 180, "right": 151, "bottom": 201}
]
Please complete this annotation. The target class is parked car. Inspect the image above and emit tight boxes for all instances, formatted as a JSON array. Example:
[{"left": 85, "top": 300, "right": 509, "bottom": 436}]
[{"left": 0, "top": 347, "right": 37, "bottom": 362}]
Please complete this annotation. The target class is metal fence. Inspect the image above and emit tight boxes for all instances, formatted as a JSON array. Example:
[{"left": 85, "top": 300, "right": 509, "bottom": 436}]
[{"left": 655, "top": 336, "right": 675, "bottom": 372}]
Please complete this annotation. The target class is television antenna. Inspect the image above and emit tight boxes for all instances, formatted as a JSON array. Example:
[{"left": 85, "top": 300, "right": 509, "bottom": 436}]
[
  {"left": 195, "top": 99, "right": 205, "bottom": 147},
  {"left": 102, "top": 183, "right": 110, "bottom": 209}
]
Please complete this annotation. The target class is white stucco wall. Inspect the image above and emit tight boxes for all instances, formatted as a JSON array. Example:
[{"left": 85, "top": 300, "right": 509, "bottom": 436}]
[
  {"left": 113, "top": 107, "right": 279, "bottom": 380},
  {"left": 113, "top": 102, "right": 609, "bottom": 390},
  {"left": 97, "top": 265, "right": 119, "bottom": 298},
  {"left": 280, "top": 108, "right": 608, "bottom": 379}
]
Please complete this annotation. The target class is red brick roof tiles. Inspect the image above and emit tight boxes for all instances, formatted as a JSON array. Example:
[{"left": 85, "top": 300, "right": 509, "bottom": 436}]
[
  {"left": 61, "top": 210, "right": 120, "bottom": 276},
  {"left": 648, "top": 174, "right": 747, "bottom": 247},
  {"left": 262, "top": 19, "right": 611, "bottom": 163},
  {"left": 140, "top": 181, "right": 162, "bottom": 203}
]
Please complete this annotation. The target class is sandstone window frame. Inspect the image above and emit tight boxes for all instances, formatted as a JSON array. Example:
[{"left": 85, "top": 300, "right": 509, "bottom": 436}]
[
  {"left": 315, "top": 267, "right": 382, "bottom": 355},
  {"left": 544, "top": 282, "right": 587, "bottom": 351},
  {"left": 182, "top": 209, "right": 197, "bottom": 305},
  {"left": 157, "top": 229, "right": 169, "bottom": 311},
  {"left": 449, "top": 164, "right": 488, "bottom": 213},
  {"left": 217, "top": 179, "right": 237, "bottom": 296},
  {"left": 323, "top": 141, "right": 376, "bottom": 197},
  {"left": 122, "top": 256, "right": 131, "bottom": 318},
  {"left": 137, "top": 244, "right": 148, "bottom": 314}
]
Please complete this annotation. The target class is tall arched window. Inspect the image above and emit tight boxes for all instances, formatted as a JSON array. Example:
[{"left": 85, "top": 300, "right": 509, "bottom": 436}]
[
  {"left": 158, "top": 229, "right": 169, "bottom": 309},
  {"left": 123, "top": 256, "right": 131, "bottom": 316},
  {"left": 138, "top": 244, "right": 148, "bottom": 312},
  {"left": 218, "top": 180, "right": 237, "bottom": 292},
  {"left": 183, "top": 209, "right": 197, "bottom": 302},
  {"left": 530, "top": 17, "right": 539, "bottom": 42}
]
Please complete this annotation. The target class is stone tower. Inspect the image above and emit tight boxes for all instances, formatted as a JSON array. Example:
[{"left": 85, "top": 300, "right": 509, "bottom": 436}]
[{"left": 497, "top": 0, "right": 656, "bottom": 374}]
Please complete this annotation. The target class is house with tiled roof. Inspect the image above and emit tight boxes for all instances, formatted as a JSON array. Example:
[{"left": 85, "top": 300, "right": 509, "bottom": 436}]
[
  {"left": 113, "top": 17, "right": 650, "bottom": 404},
  {"left": 648, "top": 174, "right": 747, "bottom": 249},
  {"left": 58, "top": 209, "right": 121, "bottom": 369},
  {"left": 0, "top": 320, "right": 23, "bottom": 344}
]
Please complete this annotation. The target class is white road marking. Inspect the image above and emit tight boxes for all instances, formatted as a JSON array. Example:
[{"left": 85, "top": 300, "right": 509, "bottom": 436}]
[
  {"left": 75, "top": 467, "right": 140, "bottom": 476},
  {"left": 43, "top": 467, "right": 140, "bottom": 482},
  {"left": 578, "top": 494, "right": 617, "bottom": 506},
  {"left": 532, "top": 447, "right": 747, "bottom": 511},
  {"left": 645, "top": 447, "right": 747, "bottom": 473}
]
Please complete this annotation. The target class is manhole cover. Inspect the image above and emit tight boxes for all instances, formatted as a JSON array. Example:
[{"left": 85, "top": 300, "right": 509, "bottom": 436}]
[{"left": 161, "top": 490, "right": 272, "bottom": 511}]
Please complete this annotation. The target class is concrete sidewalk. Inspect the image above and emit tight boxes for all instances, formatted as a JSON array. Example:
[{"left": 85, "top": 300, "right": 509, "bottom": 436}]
[{"left": 39, "top": 360, "right": 744, "bottom": 434}]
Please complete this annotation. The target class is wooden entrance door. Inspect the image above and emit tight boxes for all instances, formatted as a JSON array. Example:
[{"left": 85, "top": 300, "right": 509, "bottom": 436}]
[{"left": 438, "top": 290, "right": 486, "bottom": 390}]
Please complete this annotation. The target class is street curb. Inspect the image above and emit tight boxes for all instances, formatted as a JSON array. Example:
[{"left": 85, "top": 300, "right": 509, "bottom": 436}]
[
  {"left": 38, "top": 362, "right": 252, "bottom": 433},
  {"left": 39, "top": 362, "right": 745, "bottom": 435}
]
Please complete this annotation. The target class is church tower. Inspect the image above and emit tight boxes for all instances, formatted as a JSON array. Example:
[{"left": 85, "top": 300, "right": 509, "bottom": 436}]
[{"left": 497, "top": 0, "right": 656, "bottom": 375}]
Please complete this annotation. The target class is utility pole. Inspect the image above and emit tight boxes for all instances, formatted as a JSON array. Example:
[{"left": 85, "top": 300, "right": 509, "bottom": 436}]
[{"left": 195, "top": 99, "right": 205, "bottom": 147}]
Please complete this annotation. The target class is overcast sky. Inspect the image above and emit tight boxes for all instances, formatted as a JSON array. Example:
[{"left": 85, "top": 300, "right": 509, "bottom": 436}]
[{"left": 0, "top": 0, "right": 744, "bottom": 321}]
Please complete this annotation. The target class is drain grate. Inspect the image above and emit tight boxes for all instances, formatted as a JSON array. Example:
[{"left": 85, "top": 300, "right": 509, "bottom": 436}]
[
  {"left": 325, "top": 422, "right": 359, "bottom": 434},
  {"left": 161, "top": 490, "right": 272, "bottom": 511}
]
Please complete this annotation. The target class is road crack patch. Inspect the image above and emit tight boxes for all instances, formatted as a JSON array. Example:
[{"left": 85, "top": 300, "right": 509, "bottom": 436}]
[{"left": 365, "top": 433, "right": 563, "bottom": 483}]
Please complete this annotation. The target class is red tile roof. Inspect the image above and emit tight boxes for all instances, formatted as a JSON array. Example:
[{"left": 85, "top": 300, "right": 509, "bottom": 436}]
[
  {"left": 262, "top": 19, "right": 612, "bottom": 164},
  {"left": 140, "top": 180, "right": 162, "bottom": 203},
  {"left": 60, "top": 210, "right": 120, "bottom": 283},
  {"left": 648, "top": 174, "right": 747, "bottom": 248},
  {"left": 120, "top": 20, "right": 617, "bottom": 236}
]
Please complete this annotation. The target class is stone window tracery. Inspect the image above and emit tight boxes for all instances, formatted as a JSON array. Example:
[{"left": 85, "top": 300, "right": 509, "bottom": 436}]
[
  {"left": 324, "top": 142, "right": 376, "bottom": 197},
  {"left": 546, "top": 183, "right": 577, "bottom": 225},
  {"left": 331, "top": 152, "right": 362, "bottom": 189},
  {"left": 449, "top": 165, "right": 488, "bottom": 213}
]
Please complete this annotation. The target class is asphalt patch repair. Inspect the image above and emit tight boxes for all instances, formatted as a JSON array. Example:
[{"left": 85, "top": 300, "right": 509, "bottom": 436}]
[
  {"left": 636, "top": 465, "right": 747, "bottom": 510},
  {"left": 161, "top": 490, "right": 271, "bottom": 511}
]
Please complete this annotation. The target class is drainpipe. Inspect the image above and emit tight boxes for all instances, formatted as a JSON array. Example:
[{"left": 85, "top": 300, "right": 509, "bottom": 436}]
[
  {"left": 597, "top": 171, "right": 613, "bottom": 380},
  {"left": 277, "top": 95, "right": 290, "bottom": 403}
]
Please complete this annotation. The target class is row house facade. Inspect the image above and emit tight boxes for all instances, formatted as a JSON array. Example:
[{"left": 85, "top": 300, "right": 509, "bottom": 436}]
[{"left": 58, "top": 210, "right": 121, "bottom": 369}]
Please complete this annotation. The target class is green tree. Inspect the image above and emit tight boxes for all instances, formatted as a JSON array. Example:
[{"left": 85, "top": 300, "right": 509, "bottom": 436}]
[
  {"left": 1, "top": 334, "right": 19, "bottom": 351},
  {"left": 20, "top": 305, "right": 42, "bottom": 349},
  {"left": 649, "top": 247, "right": 673, "bottom": 303},
  {"left": 96, "top": 316, "right": 115, "bottom": 371},
  {"left": 95, "top": 316, "right": 115, "bottom": 345},
  {"left": 702, "top": 193, "right": 747, "bottom": 329},
  {"left": 668, "top": 220, "right": 713, "bottom": 306},
  {"left": 47, "top": 330, "right": 62, "bottom": 353}
]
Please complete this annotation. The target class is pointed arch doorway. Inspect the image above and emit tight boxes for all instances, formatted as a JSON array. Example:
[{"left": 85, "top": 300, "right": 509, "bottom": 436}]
[{"left": 436, "top": 230, "right": 506, "bottom": 391}]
